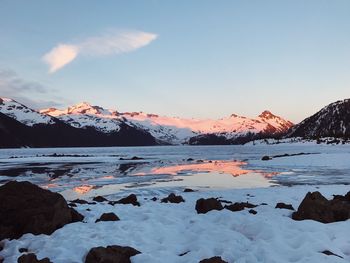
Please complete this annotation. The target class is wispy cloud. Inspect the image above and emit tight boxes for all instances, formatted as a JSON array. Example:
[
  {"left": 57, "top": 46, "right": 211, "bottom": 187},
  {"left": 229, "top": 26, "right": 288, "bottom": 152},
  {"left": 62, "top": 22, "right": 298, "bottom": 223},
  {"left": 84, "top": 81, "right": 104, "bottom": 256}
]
[
  {"left": 42, "top": 29, "right": 158, "bottom": 73},
  {"left": 0, "top": 69, "right": 68, "bottom": 108}
]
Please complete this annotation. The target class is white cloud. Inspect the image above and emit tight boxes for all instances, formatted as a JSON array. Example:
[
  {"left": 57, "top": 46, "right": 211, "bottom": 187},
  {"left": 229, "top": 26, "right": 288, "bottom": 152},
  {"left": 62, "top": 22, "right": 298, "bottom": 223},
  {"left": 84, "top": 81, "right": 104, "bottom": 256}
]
[
  {"left": 43, "top": 44, "right": 79, "bottom": 73},
  {"left": 42, "top": 30, "right": 158, "bottom": 73}
]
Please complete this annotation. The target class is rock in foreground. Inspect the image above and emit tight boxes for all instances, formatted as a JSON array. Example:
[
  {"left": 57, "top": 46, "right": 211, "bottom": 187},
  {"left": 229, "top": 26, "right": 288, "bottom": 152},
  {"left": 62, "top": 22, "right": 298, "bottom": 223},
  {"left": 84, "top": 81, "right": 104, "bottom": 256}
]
[
  {"left": 95, "top": 213, "right": 120, "bottom": 223},
  {"left": 292, "top": 191, "right": 350, "bottom": 223},
  {"left": 0, "top": 181, "right": 84, "bottom": 241},
  {"left": 17, "top": 253, "right": 52, "bottom": 263},
  {"left": 85, "top": 245, "right": 140, "bottom": 263},
  {"left": 199, "top": 256, "right": 228, "bottom": 263},
  {"left": 196, "top": 198, "right": 223, "bottom": 214},
  {"left": 161, "top": 193, "right": 185, "bottom": 203}
]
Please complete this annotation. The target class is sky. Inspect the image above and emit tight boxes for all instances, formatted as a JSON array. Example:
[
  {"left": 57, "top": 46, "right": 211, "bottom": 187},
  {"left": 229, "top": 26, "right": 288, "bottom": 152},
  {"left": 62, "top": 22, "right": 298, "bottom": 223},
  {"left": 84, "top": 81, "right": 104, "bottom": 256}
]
[{"left": 0, "top": 0, "right": 350, "bottom": 123}]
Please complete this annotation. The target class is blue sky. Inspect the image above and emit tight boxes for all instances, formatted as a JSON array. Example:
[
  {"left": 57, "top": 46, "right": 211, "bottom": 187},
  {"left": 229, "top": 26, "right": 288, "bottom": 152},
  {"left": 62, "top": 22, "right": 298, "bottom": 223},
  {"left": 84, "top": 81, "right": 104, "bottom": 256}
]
[{"left": 1, "top": 0, "right": 350, "bottom": 122}]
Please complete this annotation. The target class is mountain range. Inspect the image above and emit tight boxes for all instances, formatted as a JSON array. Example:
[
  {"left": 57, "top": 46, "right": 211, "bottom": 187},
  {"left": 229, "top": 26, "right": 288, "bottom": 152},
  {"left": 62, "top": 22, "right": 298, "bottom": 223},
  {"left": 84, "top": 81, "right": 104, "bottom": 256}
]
[{"left": 0, "top": 97, "right": 348, "bottom": 148}]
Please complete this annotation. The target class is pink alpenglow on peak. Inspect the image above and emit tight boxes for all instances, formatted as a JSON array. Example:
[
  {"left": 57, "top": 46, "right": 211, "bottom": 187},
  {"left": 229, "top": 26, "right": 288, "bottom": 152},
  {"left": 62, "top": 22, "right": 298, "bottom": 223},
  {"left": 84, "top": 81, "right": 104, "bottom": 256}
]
[{"left": 40, "top": 102, "right": 294, "bottom": 144}]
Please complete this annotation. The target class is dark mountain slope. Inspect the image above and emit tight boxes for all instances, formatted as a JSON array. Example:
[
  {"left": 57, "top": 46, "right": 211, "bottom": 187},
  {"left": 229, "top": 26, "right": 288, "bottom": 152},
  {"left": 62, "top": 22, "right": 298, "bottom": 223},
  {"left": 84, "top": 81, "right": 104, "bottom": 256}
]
[{"left": 288, "top": 99, "right": 350, "bottom": 139}]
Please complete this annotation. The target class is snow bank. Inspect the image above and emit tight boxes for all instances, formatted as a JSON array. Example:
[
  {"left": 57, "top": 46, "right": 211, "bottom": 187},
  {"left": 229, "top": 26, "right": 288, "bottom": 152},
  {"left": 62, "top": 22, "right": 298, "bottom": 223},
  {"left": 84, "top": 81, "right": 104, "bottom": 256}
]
[{"left": 1, "top": 185, "right": 349, "bottom": 263}]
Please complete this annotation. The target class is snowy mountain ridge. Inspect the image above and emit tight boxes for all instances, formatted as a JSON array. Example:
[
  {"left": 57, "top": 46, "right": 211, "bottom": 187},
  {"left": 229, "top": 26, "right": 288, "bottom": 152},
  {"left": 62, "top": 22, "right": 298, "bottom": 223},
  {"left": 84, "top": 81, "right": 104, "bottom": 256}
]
[
  {"left": 288, "top": 98, "right": 350, "bottom": 139},
  {"left": 0, "top": 98, "right": 57, "bottom": 126},
  {"left": 41, "top": 102, "right": 293, "bottom": 144}
]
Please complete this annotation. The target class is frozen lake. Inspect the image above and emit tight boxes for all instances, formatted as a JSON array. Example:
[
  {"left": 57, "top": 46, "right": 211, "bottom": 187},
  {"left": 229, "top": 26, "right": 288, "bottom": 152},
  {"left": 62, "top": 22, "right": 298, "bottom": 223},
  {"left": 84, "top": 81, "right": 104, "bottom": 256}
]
[{"left": 1, "top": 143, "right": 350, "bottom": 199}]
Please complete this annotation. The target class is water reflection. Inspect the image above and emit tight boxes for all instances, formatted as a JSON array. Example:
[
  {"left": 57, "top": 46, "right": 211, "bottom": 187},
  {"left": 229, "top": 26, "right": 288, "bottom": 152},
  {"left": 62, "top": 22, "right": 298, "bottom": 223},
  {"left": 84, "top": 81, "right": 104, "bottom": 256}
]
[{"left": 133, "top": 160, "right": 250, "bottom": 177}]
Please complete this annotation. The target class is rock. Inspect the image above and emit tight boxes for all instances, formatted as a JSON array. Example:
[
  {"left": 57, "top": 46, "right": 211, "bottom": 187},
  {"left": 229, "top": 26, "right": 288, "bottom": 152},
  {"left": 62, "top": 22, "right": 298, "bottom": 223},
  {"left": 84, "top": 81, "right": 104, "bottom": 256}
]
[
  {"left": 179, "top": 251, "right": 190, "bottom": 256},
  {"left": 85, "top": 245, "right": 140, "bottom": 263},
  {"left": 95, "top": 213, "right": 120, "bottom": 223},
  {"left": 109, "top": 194, "right": 140, "bottom": 206},
  {"left": 321, "top": 250, "right": 343, "bottom": 258},
  {"left": 187, "top": 158, "right": 194, "bottom": 161},
  {"left": 17, "top": 253, "right": 52, "bottom": 263},
  {"left": 292, "top": 191, "right": 350, "bottom": 223},
  {"left": 275, "top": 202, "right": 294, "bottom": 210},
  {"left": 0, "top": 181, "right": 84, "bottom": 241},
  {"left": 69, "top": 202, "right": 77, "bottom": 207},
  {"left": 199, "top": 256, "right": 228, "bottom": 263},
  {"left": 225, "top": 202, "right": 257, "bottom": 212},
  {"left": 93, "top": 196, "right": 108, "bottom": 202},
  {"left": 195, "top": 198, "right": 223, "bottom": 214},
  {"left": 19, "top": 248, "right": 28, "bottom": 253},
  {"left": 151, "top": 197, "right": 157, "bottom": 201},
  {"left": 161, "top": 193, "right": 185, "bottom": 203},
  {"left": 70, "top": 199, "right": 89, "bottom": 204},
  {"left": 249, "top": 209, "right": 257, "bottom": 215},
  {"left": 261, "top": 155, "right": 271, "bottom": 161},
  {"left": 332, "top": 192, "right": 350, "bottom": 202},
  {"left": 184, "top": 188, "right": 195, "bottom": 192}
]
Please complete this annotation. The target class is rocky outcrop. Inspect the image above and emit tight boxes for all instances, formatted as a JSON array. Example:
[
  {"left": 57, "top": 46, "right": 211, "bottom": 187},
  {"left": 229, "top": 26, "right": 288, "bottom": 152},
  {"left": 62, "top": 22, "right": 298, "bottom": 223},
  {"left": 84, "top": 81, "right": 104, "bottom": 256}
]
[
  {"left": 85, "top": 245, "right": 140, "bottom": 263},
  {"left": 161, "top": 193, "right": 185, "bottom": 203},
  {"left": 195, "top": 198, "right": 223, "bottom": 214},
  {"left": 199, "top": 256, "right": 228, "bottom": 263},
  {"left": 0, "top": 181, "right": 83, "bottom": 241},
  {"left": 17, "top": 253, "right": 52, "bottom": 263},
  {"left": 275, "top": 203, "right": 294, "bottom": 210},
  {"left": 95, "top": 213, "right": 120, "bottom": 223},
  {"left": 225, "top": 202, "right": 257, "bottom": 212},
  {"left": 109, "top": 194, "right": 140, "bottom": 206},
  {"left": 292, "top": 191, "right": 350, "bottom": 223}
]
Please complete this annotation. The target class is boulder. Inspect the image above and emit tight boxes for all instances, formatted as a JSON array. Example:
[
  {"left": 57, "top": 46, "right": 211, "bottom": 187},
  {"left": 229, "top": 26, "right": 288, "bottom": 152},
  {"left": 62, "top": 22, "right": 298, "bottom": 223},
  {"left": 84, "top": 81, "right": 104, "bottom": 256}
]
[
  {"left": 199, "top": 256, "right": 228, "bottom": 263},
  {"left": 225, "top": 202, "right": 257, "bottom": 212},
  {"left": 292, "top": 191, "right": 350, "bottom": 223},
  {"left": 17, "top": 253, "right": 52, "bottom": 263},
  {"left": 161, "top": 193, "right": 185, "bottom": 203},
  {"left": 93, "top": 196, "right": 108, "bottom": 202},
  {"left": 85, "top": 245, "right": 140, "bottom": 263},
  {"left": 249, "top": 209, "right": 257, "bottom": 215},
  {"left": 95, "top": 213, "right": 120, "bottom": 223},
  {"left": 261, "top": 156, "right": 271, "bottom": 161},
  {"left": 196, "top": 198, "right": 223, "bottom": 214},
  {"left": 0, "top": 181, "right": 84, "bottom": 241},
  {"left": 275, "top": 202, "right": 294, "bottom": 210},
  {"left": 184, "top": 188, "right": 195, "bottom": 192},
  {"left": 109, "top": 194, "right": 140, "bottom": 206}
]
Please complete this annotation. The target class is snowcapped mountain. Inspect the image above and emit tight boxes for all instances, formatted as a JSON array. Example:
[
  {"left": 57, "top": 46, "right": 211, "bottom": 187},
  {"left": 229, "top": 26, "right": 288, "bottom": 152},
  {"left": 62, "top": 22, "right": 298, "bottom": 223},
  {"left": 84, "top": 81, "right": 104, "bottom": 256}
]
[
  {"left": 288, "top": 99, "right": 350, "bottom": 139},
  {"left": 41, "top": 102, "right": 293, "bottom": 144},
  {"left": 0, "top": 98, "right": 57, "bottom": 126},
  {"left": 41, "top": 102, "right": 122, "bottom": 133}
]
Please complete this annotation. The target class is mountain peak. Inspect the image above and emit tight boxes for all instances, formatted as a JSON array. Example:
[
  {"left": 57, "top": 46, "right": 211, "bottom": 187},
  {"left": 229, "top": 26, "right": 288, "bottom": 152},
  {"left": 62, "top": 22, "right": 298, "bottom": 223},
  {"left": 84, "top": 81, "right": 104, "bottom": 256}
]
[{"left": 258, "top": 110, "right": 276, "bottom": 119}]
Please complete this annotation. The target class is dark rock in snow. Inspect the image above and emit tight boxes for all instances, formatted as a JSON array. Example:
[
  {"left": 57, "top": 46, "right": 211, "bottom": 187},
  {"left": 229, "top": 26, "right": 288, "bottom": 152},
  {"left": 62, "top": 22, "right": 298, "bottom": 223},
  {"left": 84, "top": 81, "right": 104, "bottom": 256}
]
[
  {"left": 225, "top": 202, "right": 257, "bottom": 212},
  {"left": 93, "top": 196, "right": 108, "bottom": 202},
  {"left": 109, "top": 194, "right": 140, "bottom": 206},
  {"left": 184, "top": 188, "right": 196, "bottom": 192},
  {"left": 69, "top": 202, "right": 77, "bottom": 207},
  {"left": 249, "top": 209, "right": 257, "bottom": 215},
  {"left": 71, "top": 199, "right": 89, "bottom": 204},
  {"left": 187, "top": 158, "right": 194, "bottom": 161},
  {"left": 151, "top": 197, "right": 158, "bottom": 201},
  {"left": 321, "top": 250, "right": 343, "bottom": 258},
  {"left": 161, "top": 193, "right": 185, "bottom": 203},
  {"left": 261, "top": 155, "right": 271, "bottom": 161},
  {"left": 85, "top": 245, "right": 140, "bottom": 263},
  {"left": 17, "top": 253, "right": 52, "bottom": 263},
  {"left": 0, "top": 181, "right": 84, "bottom": 241},
  {"left": 292, "top": 191, "right": 350, "bottom": 223},
  {"left": 199, "top": 256, "right": 228, "bottom": 263},
  {"left": 19, "top": 248, "right": 28, "bottom": 253},
  {"left": 195, "top": 198, "right": 223, "bottom": 214},
  {"left": 275, "top": 202, "right": 294, "bottom": 210},
  {"left": 95, "top": 213, "right": 120, "bottom": 223}
]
